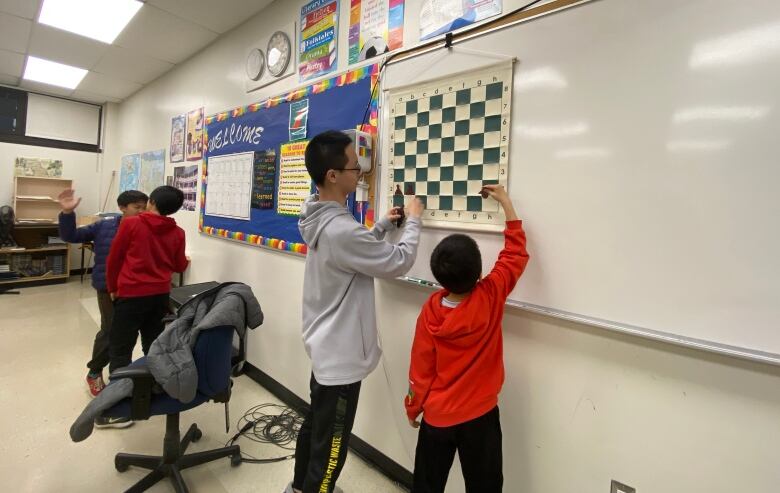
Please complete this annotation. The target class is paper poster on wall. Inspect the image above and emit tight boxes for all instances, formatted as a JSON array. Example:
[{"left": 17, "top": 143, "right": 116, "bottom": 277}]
[
  {"left": 186, "top": 108, "right": 204, "bottom": 161},
  {"left": 139, "top": 149, "right": 166, "bottom": 195},
  {"left": 205, "top": 152, "right": 253, "bottom": 220},
  {"left": 420, "top": 0, "right": 501, "bottom": 40},
  {"left": 348, "top": 0, "right": 404, "bottom": 64},
  {"left": 14, "top": 157, "right": 63, "bottom": 177},
  {"left": 277, "top": 141, "right": 311, "bottom": 216},
  {"left": 289, "top": 99, "right": 310, "bottom": 141},
  {"left": 170, "top": 114, "right": 186, "bottom": 163},
  {"left": 119, "top": 153, "right": 141, "bottom": 192},
  {"left": 299, "top": 0, "right": 339, "bottom": 81},
  {"left": 173, "top": 164, "right": 198, "bottom": 211},
  {"left": 251, "top": 150, "right": 277, "bottom": 210}
]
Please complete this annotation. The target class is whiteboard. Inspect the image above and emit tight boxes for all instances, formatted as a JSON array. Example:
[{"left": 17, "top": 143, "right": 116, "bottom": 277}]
[{"left": 380, "top": 0, "right": 780, "bottom": 357}]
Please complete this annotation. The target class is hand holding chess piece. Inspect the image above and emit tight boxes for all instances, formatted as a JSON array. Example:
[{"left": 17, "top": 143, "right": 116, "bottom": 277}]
[{"left": 480, "top": 184, "right": 518, "bottom": 221}]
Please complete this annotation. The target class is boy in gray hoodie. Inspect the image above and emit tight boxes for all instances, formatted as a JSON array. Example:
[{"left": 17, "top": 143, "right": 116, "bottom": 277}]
[{"left": 288, "top": 130, "right": 424, "bottom": 493}]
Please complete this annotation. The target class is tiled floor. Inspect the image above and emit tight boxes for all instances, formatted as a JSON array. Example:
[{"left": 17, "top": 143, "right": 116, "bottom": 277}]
[{"left": 0, "top": 279, "right": 407, "bottom": 492}]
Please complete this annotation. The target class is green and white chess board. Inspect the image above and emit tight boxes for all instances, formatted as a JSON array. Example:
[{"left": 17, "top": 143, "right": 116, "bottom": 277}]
[{"left": 387, "top": 62, "right": 513, "bottom": 231}]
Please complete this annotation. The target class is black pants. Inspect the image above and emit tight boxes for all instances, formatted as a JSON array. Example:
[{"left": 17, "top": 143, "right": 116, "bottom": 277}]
[
  {"left": 108, "top": 293, "right": 169, "bottom": 373},
  {"left": 86, "top": 289, "right": 114, "bottom": 373},
  {"left": 413, "top": 406, "right": 503, "bottom": 493},
  {"left": 293, "top": 373, "right": 362, "bottom": 493}
]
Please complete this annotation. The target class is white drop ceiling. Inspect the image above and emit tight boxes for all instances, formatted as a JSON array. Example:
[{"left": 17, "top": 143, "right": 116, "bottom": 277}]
[{"left": 0, "top": 0, "right": 274, "bottom": 104}]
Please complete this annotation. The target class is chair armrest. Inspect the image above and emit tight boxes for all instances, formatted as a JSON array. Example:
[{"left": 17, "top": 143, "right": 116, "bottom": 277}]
[
  {"left": 109, "top": 363, "right": 155, "bottom": 421},
  {"left": 110, "top": 364, "right": 153, "bottom": 381}
]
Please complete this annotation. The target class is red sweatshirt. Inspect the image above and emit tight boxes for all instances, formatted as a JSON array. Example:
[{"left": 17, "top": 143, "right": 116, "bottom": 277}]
[
  {"left": 106, "top": 212, "right": 189, "bottom": 298},
  {"left": 405, "top": 220, "right": 529, "bottom": 427}
]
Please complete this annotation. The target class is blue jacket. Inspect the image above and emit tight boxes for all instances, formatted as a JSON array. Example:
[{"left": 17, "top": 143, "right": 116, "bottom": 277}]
[{"left": 58, "top": 212, "right": 121, "bottom": 291}]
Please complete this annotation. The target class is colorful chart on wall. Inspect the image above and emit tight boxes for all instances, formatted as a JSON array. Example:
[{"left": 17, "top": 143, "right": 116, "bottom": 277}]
[
  {"left": 348, "top": 0, "right": 405, "bottom": 64},
  {"left": 386, "top": 61, "right": 513, "bottom": 232},
  {"left": 200, "top": 63, "right": 380, "bottom": 255},
  {"left": 139, "top": 149, "right": 166, "bottom": 195},
  {"left": 119, "top": 153, "right": 141, "bottom": 192},
  {"left": 299, "top": 0, "right": 339, "bottom": 81}
]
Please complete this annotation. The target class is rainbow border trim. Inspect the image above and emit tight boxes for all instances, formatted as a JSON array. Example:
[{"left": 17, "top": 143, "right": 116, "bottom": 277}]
[
  {"left": 204, "top": 63, "right": 379, "bottom": 131},
  {"left": 199, "top": 63, "right": 380, "bottom": 255}
]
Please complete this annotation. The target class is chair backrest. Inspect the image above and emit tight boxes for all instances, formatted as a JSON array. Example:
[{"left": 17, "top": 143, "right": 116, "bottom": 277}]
[{"left": 192, "top": 325, "right": 234, "bottom": 398}]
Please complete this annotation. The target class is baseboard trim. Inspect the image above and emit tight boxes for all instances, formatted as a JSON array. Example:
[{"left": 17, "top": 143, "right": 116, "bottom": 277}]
[
  {"left": 243, "top": 363, "right": 413, "bottom": 491},
  {"left": 69, "top": 267, "right": 93, "bottom": 276}
]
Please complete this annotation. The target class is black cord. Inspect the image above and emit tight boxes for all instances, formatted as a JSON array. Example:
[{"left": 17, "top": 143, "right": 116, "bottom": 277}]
[{"left": 225, "top": 403, "right": 304, "bottom": 464}]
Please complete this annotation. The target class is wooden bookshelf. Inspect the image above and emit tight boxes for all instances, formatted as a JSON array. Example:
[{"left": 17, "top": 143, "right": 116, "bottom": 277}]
[
  {"left": 13, "top": 176, "right": 72, "bottom": 223},
  {"left": 3, "top": 178, "right": 72, "bottom": 287}
]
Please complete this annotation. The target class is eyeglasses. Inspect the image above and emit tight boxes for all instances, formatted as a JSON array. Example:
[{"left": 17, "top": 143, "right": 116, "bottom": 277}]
[{"left": 335, "top": 167, "right": 362, "bottom": 173}]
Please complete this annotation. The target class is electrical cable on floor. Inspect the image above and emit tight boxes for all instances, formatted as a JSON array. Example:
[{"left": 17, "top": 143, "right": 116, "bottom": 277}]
[{"left": 225, "top": 403, "right": 303, "bottom": 464}]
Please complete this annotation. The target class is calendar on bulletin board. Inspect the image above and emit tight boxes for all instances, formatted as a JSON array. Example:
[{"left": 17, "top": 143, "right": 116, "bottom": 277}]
[{"left": 200, "top": 63, "right": 380, "bottom": 255}]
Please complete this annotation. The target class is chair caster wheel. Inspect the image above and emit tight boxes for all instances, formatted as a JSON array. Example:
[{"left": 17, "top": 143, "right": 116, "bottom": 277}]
[
  {"left": 192, "top": 427, "right": 203, "bottom": 442},
  {"left": 230, "top": 454, "right": 242, "bottom": 467},
  {"left": 115, "top": 459, "right": 128, "bottom": 472}
]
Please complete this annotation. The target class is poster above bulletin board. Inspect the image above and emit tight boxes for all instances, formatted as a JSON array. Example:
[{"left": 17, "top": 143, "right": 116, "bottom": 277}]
[{"left": 200, "top": 62, "right": 380, "bottom": 255}]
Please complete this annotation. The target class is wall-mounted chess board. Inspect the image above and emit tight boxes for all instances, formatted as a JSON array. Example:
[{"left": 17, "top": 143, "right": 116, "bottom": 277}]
[{"left": 386, "top": 62, "right": 513, "bottom": 231}]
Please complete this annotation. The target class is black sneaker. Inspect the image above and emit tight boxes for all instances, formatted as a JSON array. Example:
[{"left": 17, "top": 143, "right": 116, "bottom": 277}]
[{"left": 94, "top": 416, "right": 133, "bottom": 429}]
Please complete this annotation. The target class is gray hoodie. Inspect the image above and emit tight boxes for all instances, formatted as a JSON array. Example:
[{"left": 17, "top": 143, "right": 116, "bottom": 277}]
[{"left": 298, "top": 194, "right": 420, "bottom": 385}]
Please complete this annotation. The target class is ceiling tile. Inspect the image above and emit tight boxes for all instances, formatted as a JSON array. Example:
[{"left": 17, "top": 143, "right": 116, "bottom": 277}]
[
  {"left": 0, "top": 73, "right": 19, "bottom": 86},
  {"left": 19, "top": 78, "right": 74, "bottom": 97},
  {"left": 148, "top": 0, "right": 273, "bottom": 34},
  {"left": 0, "top": 48, "right": 24, "bottom": 77},
  {"left": 113, "top": 5, "right": 218, "bottom": 64},
  {"left": 0, "top": 0, "right": 40, "bottom": 20},
  {"left": 92, "top": 45, "right": 173, "bottom": 85},
  {"left": 0, "top": 12, "right": 32, "bottom": 53},
  {"left": 71, "top": 89, "right": 120, "bottom": 105},
  {"left": 77, "top": 71, "right": 143, "bottom": 100},
  {"left": 28, "top": 24, "right": 108, "bottom": 70}
]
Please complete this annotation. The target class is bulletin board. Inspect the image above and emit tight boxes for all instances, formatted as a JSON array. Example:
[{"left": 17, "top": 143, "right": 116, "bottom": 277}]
[{"left": 200, "top": 63, "right": 380, "bottom": 255}]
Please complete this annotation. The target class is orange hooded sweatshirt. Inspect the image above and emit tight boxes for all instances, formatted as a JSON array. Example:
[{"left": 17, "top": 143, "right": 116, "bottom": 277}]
[{"left": 405, "top": 220, "right": 529, "bottom": 427}]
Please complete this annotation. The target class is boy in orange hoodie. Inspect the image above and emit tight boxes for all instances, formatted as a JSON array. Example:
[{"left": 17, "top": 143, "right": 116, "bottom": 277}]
[{"left": 404, "top": 184, "right": 529, "bottom": 492}]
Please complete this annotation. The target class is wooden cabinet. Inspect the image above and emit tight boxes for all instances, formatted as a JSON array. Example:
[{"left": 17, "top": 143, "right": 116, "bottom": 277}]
[
  {"left": 13, "top": 176, "right": 72, "bottom": 225},
  {"left": 1, "top": 176, "right": 72, "bottom": 286}
]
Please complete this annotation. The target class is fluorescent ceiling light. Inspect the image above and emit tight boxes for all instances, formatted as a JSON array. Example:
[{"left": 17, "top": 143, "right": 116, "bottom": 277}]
[
  {"left": 672, "top": 105, "right": 770, "bottom": 123},
  {"left": 23, "top": 56, "right": 88, "bottom": 89},
  {"left": 554, "top": 147, "right": 612, "bottom": 159},
  {"left": 39, "top": 0, "right": 143, "bottom": 44},
  {"left": 517, "top": 122, "right": 589, "bottom": 139},
  {"left": 666, "top": 140, "right": 731, "bottom": 152},
  {"left": 689, "top": 22, "right": 780, "bottom": 69}
]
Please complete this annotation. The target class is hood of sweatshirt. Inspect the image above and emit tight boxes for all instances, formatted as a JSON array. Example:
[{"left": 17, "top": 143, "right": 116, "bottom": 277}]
[
  {"left": 420, "top": 290, "right": 487, "bottom": 346},
  {"left": 298, "top": 194, "right": 352, "bottom": 248},
  {"left": 138, "top": 211, "right": 177, "bottom": 233}
]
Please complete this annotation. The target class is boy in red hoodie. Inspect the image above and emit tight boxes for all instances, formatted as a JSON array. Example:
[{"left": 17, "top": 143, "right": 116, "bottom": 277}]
[
  {"left": 106, "top": 185, "right": 189, "bottom": 375},
  {"left": 405, "top": 184, "right": 529, "bottom": 492}
]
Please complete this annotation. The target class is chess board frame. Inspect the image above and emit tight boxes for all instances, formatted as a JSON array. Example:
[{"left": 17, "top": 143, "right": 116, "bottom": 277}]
[{"left": 385, "top": 61, "right": 514, "bottom": 232}]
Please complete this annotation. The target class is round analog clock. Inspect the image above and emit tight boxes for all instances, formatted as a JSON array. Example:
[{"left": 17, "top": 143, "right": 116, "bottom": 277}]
[
  {"left": 266, "top": 31, "right": 291, "bottom": 77},
  {"left": 245, "top": 48, "right": 265, "bottom": 81}
]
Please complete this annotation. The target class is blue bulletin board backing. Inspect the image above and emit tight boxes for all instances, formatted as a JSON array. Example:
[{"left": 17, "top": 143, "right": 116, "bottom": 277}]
[{"left": 200, "top": 63, "right": 379, "bottom": 255}]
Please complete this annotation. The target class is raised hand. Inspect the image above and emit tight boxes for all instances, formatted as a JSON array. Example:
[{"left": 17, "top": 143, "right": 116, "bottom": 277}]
[{"left": 57, "top": 189, "right": 82, "bottom": 213}]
